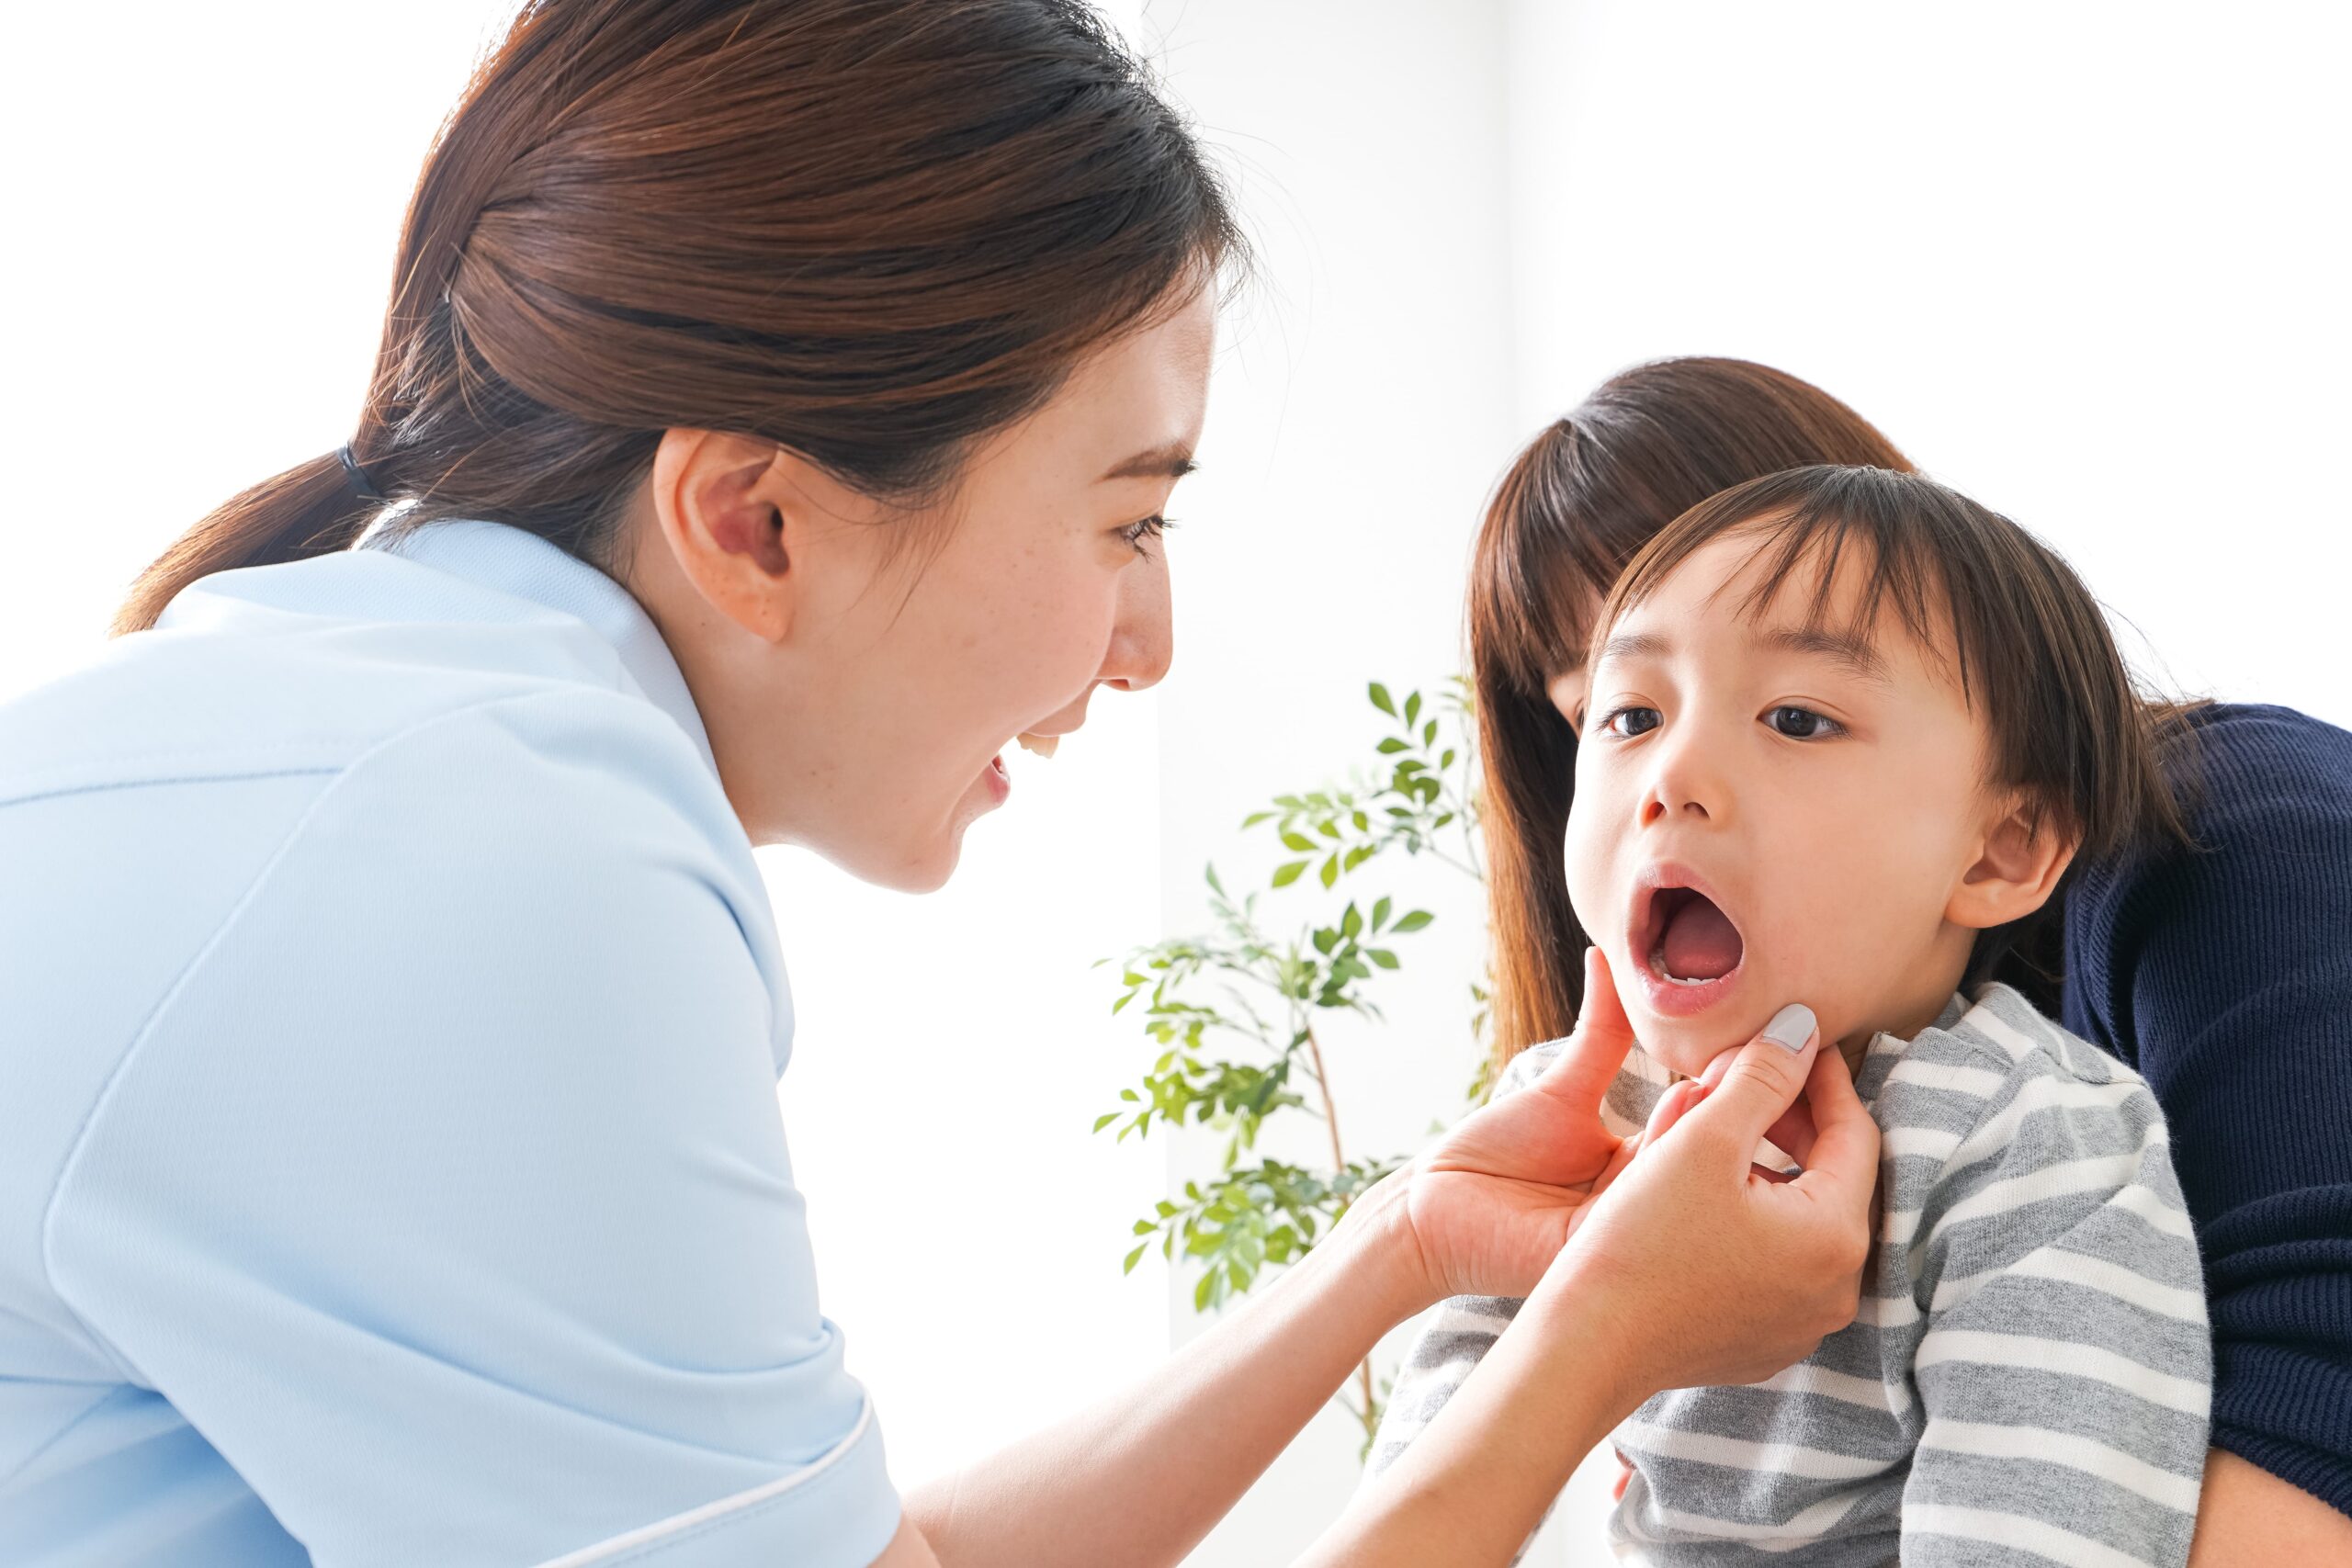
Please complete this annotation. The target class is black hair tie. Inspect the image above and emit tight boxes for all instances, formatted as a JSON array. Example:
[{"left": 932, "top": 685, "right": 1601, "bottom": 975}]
[{"left": 338, "top": 444, "right": 386, "bottom": 502}]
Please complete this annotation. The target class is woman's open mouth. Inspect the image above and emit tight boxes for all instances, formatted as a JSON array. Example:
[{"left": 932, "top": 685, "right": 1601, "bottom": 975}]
[{"left": 1632, "top": 874, "right": 1747, "bottom": 1017}]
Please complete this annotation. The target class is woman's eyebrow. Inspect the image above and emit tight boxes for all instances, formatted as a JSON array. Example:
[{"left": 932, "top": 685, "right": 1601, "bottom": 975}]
[
  {"left": 1098, "top": 443, "right": 1198, "bottom": 482},
  {"left": 1757, "top": 626, "right": 1893, "bottom": 685}
]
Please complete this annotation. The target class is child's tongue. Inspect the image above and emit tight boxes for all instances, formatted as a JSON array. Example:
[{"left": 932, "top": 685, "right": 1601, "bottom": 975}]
[{"left": 1661, "top": 895, "right": 1742, "bottom": 980}]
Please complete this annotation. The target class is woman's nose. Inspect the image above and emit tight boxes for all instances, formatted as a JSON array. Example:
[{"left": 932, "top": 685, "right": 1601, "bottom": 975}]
[{"left": 1101, "top": 547, "right": 1174, "bottom": 693}]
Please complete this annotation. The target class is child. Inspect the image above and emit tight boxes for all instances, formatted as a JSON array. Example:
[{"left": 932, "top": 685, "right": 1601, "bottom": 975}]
[{"left": 1372, "top": 465, "right": 2211, "bottom": 1566}]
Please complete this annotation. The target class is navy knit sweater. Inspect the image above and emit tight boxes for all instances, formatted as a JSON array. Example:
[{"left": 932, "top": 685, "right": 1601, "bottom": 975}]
[{"left": 2062, "top": 703, "right": 2352, "bottom": 1518}]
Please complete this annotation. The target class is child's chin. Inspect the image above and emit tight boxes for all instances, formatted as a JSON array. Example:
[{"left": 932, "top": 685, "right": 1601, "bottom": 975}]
[{"left": 1636, "top": 1013, "right": 1758, "bottom": 1080}]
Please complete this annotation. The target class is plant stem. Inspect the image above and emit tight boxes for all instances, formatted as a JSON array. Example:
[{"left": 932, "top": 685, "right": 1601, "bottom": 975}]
[{"left": 1301, "top": 1022, "right": 1379, "bottom": 1434}]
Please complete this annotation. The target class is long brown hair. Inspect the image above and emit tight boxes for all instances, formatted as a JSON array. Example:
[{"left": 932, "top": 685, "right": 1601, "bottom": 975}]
[
  {"left": 115, "top": 0, "right": 1241, "bottom": 636},
  {"left": 1469, "top": 358, "right": 1913, "bottom": 1066}
]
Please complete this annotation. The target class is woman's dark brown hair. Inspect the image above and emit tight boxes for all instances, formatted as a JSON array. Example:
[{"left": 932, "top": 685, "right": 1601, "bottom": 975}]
[
  {"left": 1469, "top": 358, "right": 1914, "bottom": 1067},
  {"left": 114, "top": 0, "right": 1241, "bottom": 636}
]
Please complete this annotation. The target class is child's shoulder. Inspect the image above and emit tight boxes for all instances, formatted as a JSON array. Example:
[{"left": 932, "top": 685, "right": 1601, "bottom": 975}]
[
  {"left": 1897, "top": 980, "right": 2148, "bottom": 1091},
  {"left": 1874, "top": 982, "right": 2173, "bottom": 1211}
]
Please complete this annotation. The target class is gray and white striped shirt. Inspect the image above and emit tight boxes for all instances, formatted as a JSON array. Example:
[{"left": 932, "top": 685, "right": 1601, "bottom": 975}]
[{"left": 1370, "top": 983, "right": 2211, "bottom": 1567}]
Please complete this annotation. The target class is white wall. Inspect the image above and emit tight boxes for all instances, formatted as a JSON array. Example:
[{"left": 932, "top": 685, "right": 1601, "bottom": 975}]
[{"left": 1502, "top": 0, "right": 2352, "bottom": 729}]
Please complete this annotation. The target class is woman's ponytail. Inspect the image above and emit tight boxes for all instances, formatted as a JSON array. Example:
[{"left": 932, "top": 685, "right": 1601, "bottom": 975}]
[{"left": 110, "top": 451, "right": 380, "bottom": 636}]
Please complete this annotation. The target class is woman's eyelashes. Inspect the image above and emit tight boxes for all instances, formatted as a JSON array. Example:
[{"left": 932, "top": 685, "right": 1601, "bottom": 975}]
[{"left": 1116, "top": 513, "right": 1174, "bottom": 557}]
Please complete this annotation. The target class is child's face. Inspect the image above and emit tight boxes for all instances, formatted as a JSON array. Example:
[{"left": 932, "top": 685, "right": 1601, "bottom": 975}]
[{"left": 1563, "top": 530, "right": 2006, "bottom": 1075}]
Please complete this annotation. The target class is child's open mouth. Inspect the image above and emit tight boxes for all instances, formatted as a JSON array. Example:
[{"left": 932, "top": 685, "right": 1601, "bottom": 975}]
[{"left": 1632, "top": 872, "right": 1747, "bottom": 1017}]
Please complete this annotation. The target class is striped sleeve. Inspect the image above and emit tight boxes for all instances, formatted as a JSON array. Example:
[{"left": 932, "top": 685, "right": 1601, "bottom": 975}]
[
  {"left": 1902, "top": 1018, "right": 2212, "bottom": 1567},
  {"left": 1366, "top": 1294, "right": 1522, "bottom": 1479}
]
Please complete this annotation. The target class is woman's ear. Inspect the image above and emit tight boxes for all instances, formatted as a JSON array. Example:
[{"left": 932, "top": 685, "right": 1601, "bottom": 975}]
[
  {"left": 646, "top": 427, "right": 862, "bottom": 644},
  {"left": 1948, "top": 796, "right": 2076, "bottom": 931}
]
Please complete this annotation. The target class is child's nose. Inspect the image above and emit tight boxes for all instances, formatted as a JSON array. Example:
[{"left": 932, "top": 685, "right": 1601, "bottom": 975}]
[{"left": 1639, "top": 732, "right": 1726, "bottom": 829}]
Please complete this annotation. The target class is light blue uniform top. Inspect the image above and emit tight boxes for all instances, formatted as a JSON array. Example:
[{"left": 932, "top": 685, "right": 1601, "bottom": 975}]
[{"left": 0, "top": 521, "right": 899, "bottom": 1566}]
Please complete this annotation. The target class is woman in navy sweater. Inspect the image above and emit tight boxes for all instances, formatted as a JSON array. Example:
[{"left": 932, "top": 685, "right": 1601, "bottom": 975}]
[{"left": 1466, "top": 355, "right": 2352, "bottom": 1562}]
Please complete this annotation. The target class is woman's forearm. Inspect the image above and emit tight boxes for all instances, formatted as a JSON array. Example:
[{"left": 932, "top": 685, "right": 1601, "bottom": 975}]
[
  {"left": 1295, "top": 1256, "right": 1633, "bottom": 1567},
  {"left": 2187, "top": 1449, "right": 2352, "bottom": 1565},
  {"left": 904, "top": 1177, "right": 1433, "bottom": 1568}
]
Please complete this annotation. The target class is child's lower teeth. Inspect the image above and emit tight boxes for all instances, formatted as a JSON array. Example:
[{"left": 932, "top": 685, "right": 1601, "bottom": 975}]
[{"left": 1652, "top": 945, "right": 1709, "bottom": 986}]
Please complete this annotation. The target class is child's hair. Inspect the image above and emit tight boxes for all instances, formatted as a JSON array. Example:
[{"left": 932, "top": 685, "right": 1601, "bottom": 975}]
[
  {"left": 1596, "top": 464, "right": 2199, "bottom": 1005},
  {"left": 1470, "top": 358, "right": 1915, "bottom": 1062}
]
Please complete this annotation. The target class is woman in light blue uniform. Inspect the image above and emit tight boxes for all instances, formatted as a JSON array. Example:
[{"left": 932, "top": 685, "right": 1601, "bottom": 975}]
[{"left": 0, "top": 4, "right": 1881, "bottom": 1563}]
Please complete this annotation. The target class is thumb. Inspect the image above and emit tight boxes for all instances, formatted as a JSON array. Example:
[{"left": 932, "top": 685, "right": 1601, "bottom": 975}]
[
  {"left": 1679, "top": 1003, "right": 1820, "bottom": 1164},
  {"left": 1525, "top": 945, "right": 1638, "bottom": 1112}
]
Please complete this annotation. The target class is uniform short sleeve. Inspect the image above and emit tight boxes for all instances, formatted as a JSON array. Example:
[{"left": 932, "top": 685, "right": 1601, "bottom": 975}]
[{"left": 42, "top": 692, "right": 900, "bottom": 1567}]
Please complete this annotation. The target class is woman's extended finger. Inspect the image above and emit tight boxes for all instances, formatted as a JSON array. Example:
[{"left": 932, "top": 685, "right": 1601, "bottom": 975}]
[{"left": 1526, "top": 946, "right": 1639, "bottom": 1115}]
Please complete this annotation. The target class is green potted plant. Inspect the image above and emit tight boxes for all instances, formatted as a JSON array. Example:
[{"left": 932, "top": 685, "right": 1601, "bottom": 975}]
[{"left": 1098, "top": 680, "right": 1488, "bottom": 1450}]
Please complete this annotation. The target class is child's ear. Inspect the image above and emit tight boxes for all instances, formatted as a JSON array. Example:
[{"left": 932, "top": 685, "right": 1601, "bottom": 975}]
[{"left": 1948, "top": 797, "right": 2075, "bottom": 931}]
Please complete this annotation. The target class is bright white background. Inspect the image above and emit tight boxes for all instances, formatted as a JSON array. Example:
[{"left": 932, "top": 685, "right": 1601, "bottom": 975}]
[{"left": 6, "top": 4, "right": 2346, "bottom": 1564}]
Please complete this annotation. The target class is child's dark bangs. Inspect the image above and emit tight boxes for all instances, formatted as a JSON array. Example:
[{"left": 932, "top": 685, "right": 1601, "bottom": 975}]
[{"left": 1724, "top": 496, "right": 1971, "bottom": 701}]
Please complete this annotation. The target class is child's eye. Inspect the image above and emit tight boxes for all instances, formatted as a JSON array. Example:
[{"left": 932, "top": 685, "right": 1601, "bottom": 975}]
[
  {"left": 1597, "top": 705, "right": 1661, "bottom": 739},
  {"left": 1117, "top": 514, "right": 1175, "bottom": 557},
  {"left": 1764, "top": 705, "right": 1845, "bottom": 740}
]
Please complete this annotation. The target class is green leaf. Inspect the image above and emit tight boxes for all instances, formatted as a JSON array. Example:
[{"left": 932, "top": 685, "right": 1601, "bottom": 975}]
[
  {"left": 1374, "top": 738, "right": 1409, "bottom": 754},
  {"left": 1368, "top": 948, "right": 1399, "bottom": 969},
  {"left": 1124, "top": 1243, "right": 1148, "bottom": 1274},
  {"left": 1093, "top": 1112, "right": 1121, "bottom": 1133},
  {"left": 1318, "top": 856, "right": 1340, "bottom": 889},
  {"left": 1239, "top": 811, "right": 1275, "bottom": 828},
  {"left": 1404, "top": 691, "right": 1422, "bottom": 727},
  {"left": 1272, "top": 860, "right": 1310, "bottom": 887},
  {"left": 1341, "top": 904, "right": 1363, "bottom": 938},
  {"left": 1424, "top": 719, "right": 1439, "bottom": 745},
  {"left": 1392, "top": 909, "right": 1434, "bottom": 933},
  {"left": 1193, "top": 1270, "right": 1216, "bottom": 1312},
  {"left": 1280, "top": 831, "right": 1316, "bottom": 853},
  {"left": 1369, "top": 682, "right": 1396, "bottom": 716},
  {"left": 1373, "top": 896, "right": 1393, "bottom": 930}
]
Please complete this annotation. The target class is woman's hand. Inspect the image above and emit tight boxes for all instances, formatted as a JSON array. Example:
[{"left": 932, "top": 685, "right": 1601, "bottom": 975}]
[
  {"left": 1377, "top": 947, "right": 1649, "bottom": 1304},
  {"left": 1534, "top": 994, "right": 1881, "bottom": 1398}
]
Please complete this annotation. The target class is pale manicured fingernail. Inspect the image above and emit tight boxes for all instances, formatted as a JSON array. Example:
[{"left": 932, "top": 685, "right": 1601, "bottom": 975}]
[{"left": 1760, "top": 1003, "right": 1816, "bottom": 1052}]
